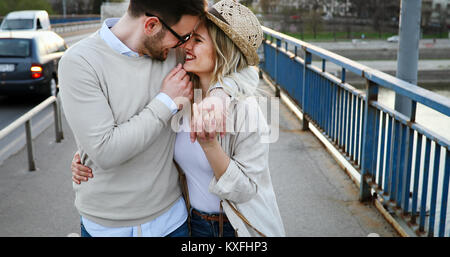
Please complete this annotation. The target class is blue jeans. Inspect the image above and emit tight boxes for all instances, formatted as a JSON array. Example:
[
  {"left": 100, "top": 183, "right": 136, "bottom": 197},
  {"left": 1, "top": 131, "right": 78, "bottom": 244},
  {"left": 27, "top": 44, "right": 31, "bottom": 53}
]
[
  {"left": 80, "top": 220, "right": 189, "bottom": 237},
  {"left": 80, "top": 221, "right": 92, "bottom": 237},
  {"left": 166, "top": 220, "right": 189, "bottom": 237},
  {"left": 190, "top": 208, "right": 236, "bottom": 237}
]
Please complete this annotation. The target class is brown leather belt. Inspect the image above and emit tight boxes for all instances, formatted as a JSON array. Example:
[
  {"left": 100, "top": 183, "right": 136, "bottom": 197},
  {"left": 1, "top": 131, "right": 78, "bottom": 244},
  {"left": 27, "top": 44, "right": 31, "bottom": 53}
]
[{"left": 192, "top": 209, "right": 229, "bottom": 222}]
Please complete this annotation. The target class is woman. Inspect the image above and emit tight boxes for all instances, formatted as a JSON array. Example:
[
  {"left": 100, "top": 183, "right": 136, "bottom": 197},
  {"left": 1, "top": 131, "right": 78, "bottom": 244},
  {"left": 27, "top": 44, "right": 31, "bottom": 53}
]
[{"left": 72, "top": 0, "right": 285, "bottom": 237}]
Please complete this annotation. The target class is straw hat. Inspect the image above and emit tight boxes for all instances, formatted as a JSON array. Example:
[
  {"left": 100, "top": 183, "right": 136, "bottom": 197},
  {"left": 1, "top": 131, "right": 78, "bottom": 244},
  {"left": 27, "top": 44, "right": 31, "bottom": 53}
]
[{"left": 205, "top": 0, "right": 263, "bottom": 66}]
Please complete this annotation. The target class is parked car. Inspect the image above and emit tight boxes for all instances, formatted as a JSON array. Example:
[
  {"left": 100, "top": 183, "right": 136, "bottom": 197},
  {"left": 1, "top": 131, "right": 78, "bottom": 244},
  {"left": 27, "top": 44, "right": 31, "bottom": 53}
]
[
  {"left": 0, "top": 10, "right": 51, "bottom": 31},
  {"left": 387, "top": 35, "right": 399, "bottom": 43},
  {"left": 0, "top": 30, "right": 67, "bottom": 96}
]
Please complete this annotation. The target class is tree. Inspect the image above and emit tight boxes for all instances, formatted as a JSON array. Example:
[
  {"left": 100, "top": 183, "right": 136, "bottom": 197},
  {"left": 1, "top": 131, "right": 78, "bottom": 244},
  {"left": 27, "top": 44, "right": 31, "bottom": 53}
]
[
  {"left": 348, "top": 0, "right": 369, "bottom": 18},
  {"left": 240, "top": 0, "right": 254, "bottom": 7},
  {"left": 436, "top": 3, "right": 449, "bottom": 38},
  {"left": 48, "top": 0, "right": 124, "bottom": 15},
  {"left": 308, "top": 0, "right": 324, "bottom": 39},
  {"left": 0, "top": 0, "right": 54, "bottom": 16},
  {"left": 421, "top": 0, "right": 433, "bottom": 30},
  {"left": 260, "top": 0, "right": 277, "bottom": 14},
  {"left": 372, "top": 0, "right": 384, "bottom": 38},
  {"left": 347, "top": 0, "right": 399, "bottom": 38}
]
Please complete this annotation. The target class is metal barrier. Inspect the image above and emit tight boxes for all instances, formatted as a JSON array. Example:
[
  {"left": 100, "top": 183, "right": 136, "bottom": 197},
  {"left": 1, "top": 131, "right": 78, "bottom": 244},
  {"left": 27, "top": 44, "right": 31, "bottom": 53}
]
[
  {"left": 50, "top": 16, "right": 101, "bottom": 24},
  {"left": 51, "top": 20, "right": 101, "bottom": 35},
  {"left": 0, "top": 96, "right": 64, "bottom": 171},
  {"left": 260, "top": 26, "right": 450, "bottom": 237},
  {"left": 0, "top": 20, "right": 88, "bottom": 170}
]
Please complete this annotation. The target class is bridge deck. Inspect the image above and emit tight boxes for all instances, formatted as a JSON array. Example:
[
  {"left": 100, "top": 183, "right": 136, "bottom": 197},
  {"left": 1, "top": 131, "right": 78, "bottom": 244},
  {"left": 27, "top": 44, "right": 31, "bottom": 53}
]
[{"left": 0, "top": 79, "right": 398, "bottom": 237}]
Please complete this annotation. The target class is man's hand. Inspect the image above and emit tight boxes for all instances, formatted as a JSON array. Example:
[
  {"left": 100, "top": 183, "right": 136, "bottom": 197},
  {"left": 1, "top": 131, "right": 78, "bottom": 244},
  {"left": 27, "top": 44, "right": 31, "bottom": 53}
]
[
  {"left": 71, "top": 152, "right": 93, "bottom": 184},
  {"left": 160, "top": 64, "right": 193, "bottom": 110}
]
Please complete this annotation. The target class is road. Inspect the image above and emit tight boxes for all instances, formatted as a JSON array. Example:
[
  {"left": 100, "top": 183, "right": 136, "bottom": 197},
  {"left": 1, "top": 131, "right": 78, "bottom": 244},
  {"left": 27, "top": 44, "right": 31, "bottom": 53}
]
[{"left": 0, "top": 31, "right": 96, "bottom": 165}]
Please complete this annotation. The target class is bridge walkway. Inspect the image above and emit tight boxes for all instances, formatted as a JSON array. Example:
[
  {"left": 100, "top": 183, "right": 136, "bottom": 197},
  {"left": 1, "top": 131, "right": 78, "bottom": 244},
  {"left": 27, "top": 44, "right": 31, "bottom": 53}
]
[{"left": 0, "top": 78, "right": 398, "bottom": 237}]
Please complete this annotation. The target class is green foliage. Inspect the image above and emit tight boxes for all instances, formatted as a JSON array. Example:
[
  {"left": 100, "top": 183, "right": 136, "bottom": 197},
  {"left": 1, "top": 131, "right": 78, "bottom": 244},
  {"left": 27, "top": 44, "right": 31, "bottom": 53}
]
[
  {"left": 285, "top": 31, "right": 396, "bottom": 42},
  {"left": 260, "top": 0, "right": 277, "bottom": 14},
  {"left": 240, "top": 0, "right": 254, "bottom": 7},
  {"left": 284, "top": 31, "right": 449, "bottom": 42},
  {"left": 0, "top": 0, "right": 54, "bottom": 16}
]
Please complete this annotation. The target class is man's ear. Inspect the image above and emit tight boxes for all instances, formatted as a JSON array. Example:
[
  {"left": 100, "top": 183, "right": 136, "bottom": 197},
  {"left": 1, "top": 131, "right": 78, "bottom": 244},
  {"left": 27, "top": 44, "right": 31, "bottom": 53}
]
[{"left": 143, "top": 16, "right": 161, "bottom": 36}]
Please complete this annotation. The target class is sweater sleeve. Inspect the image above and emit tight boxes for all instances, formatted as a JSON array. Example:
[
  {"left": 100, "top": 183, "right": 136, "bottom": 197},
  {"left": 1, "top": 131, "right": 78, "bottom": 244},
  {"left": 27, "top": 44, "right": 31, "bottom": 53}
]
[
  {"left": 58, "top": 52, "right": 173, "bottom": 170},
  {"left": 209, "top": 99, "right": 269, "bottom": 203}
]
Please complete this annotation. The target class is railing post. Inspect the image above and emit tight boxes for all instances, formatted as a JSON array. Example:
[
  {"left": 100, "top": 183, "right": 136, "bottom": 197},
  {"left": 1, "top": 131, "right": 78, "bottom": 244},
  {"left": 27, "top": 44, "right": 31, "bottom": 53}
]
[
  {"left": 274, "top": 38, "right": 281, "bottom": 98},
  {"left": 258, "top": 35, "right": 266, "bottom": 79},
  {"left": 53, "top": 101, "right": 62, "bottom": 143},
  {"left": 54, "top": 96, "right": 64, "bottom": 142},
  {"left": 25, "top": 120, "right": 36, "bottom": 171},
  {"left": 59, "top": 100, "right": 64, "bottom": 141},
  {"left": 301, "top": 49, "right": 311, "bottom": 131},
  {"left": 360, "top": 79, "right": 378, "bottom": 202}
]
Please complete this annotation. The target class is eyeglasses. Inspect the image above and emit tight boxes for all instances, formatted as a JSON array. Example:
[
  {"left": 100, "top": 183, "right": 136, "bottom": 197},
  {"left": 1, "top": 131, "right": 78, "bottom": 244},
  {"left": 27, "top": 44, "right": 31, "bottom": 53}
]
[{"left": 145, "top": 12, "right": 194, "bottom": 48}]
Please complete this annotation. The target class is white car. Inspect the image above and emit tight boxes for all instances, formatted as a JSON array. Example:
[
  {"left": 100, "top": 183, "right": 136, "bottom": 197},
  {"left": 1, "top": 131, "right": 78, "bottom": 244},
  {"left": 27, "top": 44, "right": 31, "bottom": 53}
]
[
  {"left": 0, "top": 10, "right": 51, "bottom": 31},
  {"left": 387, "top": 35, "right": 399, "bottom": 42}
]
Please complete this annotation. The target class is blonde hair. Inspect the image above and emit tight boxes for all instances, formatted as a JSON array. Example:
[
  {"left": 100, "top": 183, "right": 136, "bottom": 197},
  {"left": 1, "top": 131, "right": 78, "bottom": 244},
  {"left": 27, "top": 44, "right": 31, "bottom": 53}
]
[
  {"left": 206, "top": 19, "right": 248, "bottom": 88},
  {"left": 191, "top": 19, "right": 263, "bottom": 98}
]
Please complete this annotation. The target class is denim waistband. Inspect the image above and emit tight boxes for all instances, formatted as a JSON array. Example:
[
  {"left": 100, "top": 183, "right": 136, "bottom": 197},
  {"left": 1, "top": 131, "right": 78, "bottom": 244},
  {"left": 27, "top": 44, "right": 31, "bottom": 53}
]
[{"left": 190, "top": 207, "right": 223, "bottom": 216}]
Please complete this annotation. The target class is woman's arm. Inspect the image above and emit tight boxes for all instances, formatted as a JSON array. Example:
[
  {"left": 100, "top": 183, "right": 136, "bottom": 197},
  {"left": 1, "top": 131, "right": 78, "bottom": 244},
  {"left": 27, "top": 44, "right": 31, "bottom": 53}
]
[
  {"left": 193, "top": 103, "right": 230, "bottom": 180},
  {"left": 193, "top": 99, "right": 267, "bottom": 204},
  {"left": 198, "top": 139, "right": 230, "bottom": 181}
]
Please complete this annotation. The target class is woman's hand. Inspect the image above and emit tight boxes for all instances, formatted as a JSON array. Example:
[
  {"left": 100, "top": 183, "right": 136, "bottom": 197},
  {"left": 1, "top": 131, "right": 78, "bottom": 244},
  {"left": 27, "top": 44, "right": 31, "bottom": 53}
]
[
  {"left": 190, "top": 93, "right": 228, "bottom": 143},
  {"left": 71, "top": 152, "right": 93, "bottom": 184},
  {"left": 192, "top": 102, "right": 219, "bottom": 149},
  {"left": 191, "top": 103, "right": 230, "bottom": 180}
]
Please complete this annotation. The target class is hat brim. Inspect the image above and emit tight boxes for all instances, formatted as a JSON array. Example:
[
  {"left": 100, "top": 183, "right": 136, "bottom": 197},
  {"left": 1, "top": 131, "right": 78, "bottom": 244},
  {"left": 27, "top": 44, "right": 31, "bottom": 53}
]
[{"left": 205, "top": 12, "right": 260, "bottom": 66}]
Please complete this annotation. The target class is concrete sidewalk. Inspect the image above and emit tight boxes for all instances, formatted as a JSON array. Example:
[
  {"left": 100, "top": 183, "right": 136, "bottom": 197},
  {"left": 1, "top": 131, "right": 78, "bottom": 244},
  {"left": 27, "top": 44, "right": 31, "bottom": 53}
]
[{"left": 0, "top": 80, "right": 398, "bottom": 237}]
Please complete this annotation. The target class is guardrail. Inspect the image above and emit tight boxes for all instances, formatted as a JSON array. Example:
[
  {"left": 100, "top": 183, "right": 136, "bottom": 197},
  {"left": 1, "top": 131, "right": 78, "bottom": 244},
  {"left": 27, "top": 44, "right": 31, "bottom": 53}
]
[
  {"left": 0, "top": 96, "right": 64, "bottom": 171},
  {"left": 259, "top": 26, "right": 450, "bottom": 237},
  {"left": 50, "top": 16, "right": 101, "bottom": 24},
  {"left": 51, "top": 20, "right": 101, "bottom": 35}
]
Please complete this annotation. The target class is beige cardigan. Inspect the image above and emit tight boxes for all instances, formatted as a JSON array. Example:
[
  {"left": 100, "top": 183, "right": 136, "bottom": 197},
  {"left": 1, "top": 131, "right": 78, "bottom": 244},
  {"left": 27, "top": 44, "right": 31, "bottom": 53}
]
[{"left": 179, "top": 67, "right": 286, "bottom": 237}]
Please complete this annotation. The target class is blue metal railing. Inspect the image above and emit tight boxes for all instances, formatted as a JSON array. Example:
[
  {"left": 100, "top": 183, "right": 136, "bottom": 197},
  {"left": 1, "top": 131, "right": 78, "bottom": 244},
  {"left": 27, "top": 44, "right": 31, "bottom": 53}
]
[
  {"left": 259, "top": 26, "right": 450, "bottom": 237},
  {"left": 50, "top": 17, "right": 100, "bottom": 24}
]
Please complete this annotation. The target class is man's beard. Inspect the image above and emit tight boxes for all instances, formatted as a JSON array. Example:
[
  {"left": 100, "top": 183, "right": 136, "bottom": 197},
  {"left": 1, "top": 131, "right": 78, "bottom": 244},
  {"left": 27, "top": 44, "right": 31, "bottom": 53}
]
[{"left": 143, "top": 29, "right": 169, "bottom": 61}]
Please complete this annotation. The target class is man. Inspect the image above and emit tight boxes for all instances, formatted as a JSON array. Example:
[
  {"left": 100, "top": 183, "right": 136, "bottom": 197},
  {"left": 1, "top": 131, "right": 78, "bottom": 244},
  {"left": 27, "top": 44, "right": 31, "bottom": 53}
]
[{"left": 59, "top": 0, "right": 230, "bottom": 237}]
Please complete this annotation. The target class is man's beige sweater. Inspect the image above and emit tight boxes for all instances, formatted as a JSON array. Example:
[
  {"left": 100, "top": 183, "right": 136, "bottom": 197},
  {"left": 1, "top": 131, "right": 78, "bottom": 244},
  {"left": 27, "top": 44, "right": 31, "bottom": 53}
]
[{"left": 59, "top": 31, "right": 181, "bottom": 227}]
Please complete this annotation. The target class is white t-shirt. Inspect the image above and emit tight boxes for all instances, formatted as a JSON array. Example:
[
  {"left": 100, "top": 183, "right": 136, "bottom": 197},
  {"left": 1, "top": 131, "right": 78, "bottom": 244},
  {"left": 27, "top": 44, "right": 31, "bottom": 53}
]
[{"left": 174, "top": 117, "right": 221, "bottom": 213}]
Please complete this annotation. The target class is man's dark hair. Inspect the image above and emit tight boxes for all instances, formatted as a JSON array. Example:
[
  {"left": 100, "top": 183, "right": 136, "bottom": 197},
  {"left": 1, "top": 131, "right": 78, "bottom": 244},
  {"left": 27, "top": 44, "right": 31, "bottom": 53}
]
[{"left": 128, "top": 0, "right": 206, "bottom": 26}]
